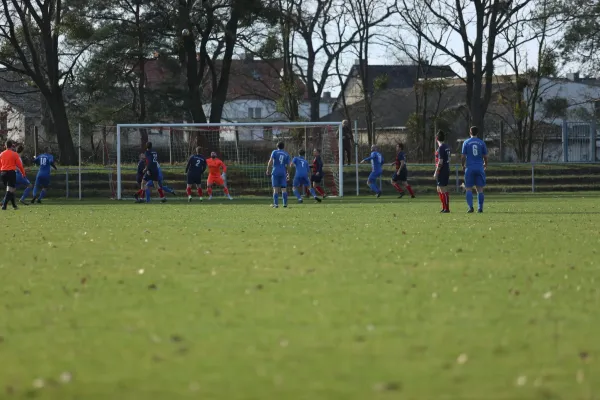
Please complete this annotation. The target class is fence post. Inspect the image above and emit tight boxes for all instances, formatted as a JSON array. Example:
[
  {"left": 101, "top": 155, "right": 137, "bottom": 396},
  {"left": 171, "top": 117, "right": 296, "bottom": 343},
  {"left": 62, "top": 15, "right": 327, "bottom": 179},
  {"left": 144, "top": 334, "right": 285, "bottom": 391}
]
[
  {"left": 455, "top": 164, "right": 460, "bottom": 193},
  {"left": 168, "top": 128, "right": 173, "bottom": 164},
  {"left": 531, "top": 162, "right": 535, "bottom": 193},
  {"left": 33, "top": 125, "right": 38, "bottom": 156},
  {"left": 65, "top": 168, "right": 69, "bottom": 198},
  {"left": 499, "top": 120, "right": 504, "bottom": 162},
  {"left": 78, "top": 124, "right": 82, "bottom": 200},
  {"left": 590, "top": 120, "right": 597, "bottom": 162},
  {"left": 562, "top": 119, "right": 569, "bottom": 162},
  {"left": 354, "top": 120, "right": 359, "bottom": 196}
]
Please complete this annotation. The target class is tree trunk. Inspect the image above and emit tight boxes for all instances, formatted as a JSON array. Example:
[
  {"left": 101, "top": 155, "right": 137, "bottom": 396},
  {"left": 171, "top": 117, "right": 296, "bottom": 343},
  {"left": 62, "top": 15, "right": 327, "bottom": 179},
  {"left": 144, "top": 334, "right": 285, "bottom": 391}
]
[{"left": 49, "top": 91, "right": 77, "bottom": 164}]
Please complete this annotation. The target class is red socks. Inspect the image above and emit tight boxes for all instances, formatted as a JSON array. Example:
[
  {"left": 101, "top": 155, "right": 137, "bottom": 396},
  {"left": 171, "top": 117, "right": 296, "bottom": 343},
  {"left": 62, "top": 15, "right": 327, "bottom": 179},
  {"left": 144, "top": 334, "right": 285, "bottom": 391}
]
[
  {"left": 157, "top": 188, "right": 164, "bottom": 198},
  {"left": 438, "top": 192, "right": 445, "bottom": 209},
  {"left": 197, "top": 188, "right": 203, "bottom": 197},
  {"left": 136, "top": 189, "right": 144, "bottom": 197},
  {"left": 405, "top": 185, "right": 415, "bottom": 197},
  {"left": 315, "top": 186, "right": 325, "bottom": 196},
  {"left": 186, "top": 187, "right": 192, "bottom": 196},
  {"left": 207, "top": 187, "right": 213, "bottom": 196},
  {"left": 223, "top": 187, "right": 230, "bottom": 195},
  {"left": 439, "top": 192, "right": 450, "bottom": 211},
  {"left": 392, "top": 183, "right": 404, "bottom": 193}
]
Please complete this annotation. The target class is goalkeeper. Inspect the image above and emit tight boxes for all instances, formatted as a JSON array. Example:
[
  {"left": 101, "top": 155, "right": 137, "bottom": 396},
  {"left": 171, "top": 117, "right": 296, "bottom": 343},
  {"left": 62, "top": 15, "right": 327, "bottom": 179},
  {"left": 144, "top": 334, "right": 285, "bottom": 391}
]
[{"left": 206, "top": 151, "right": 233, "bottom": 200}]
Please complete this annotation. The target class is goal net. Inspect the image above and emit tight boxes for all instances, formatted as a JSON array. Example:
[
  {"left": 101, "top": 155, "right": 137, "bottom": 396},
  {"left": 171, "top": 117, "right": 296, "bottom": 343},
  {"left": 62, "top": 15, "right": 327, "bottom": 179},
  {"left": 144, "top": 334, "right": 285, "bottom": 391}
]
[{"left": 109, "top": 122, "right": 344, "bottom": 200}]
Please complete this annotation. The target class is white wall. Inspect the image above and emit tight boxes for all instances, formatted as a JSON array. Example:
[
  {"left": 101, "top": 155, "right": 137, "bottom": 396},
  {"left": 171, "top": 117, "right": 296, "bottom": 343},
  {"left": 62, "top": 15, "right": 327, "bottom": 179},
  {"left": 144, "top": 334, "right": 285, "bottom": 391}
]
[
  {"left": 529, "top": 78, "right": 600, "bottom": 123},
  {"left": 0, "top": 97, "right": 26, "bottom": 142},
  {"left": 203, "top": 99, "right": 333, "bottom": 123}
]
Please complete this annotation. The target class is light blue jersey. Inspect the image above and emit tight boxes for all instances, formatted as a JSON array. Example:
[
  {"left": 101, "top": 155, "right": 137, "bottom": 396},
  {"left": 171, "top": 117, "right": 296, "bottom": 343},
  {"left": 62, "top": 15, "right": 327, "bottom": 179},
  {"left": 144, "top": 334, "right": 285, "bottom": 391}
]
[
  {"left": 271, "top": 150, "right": 290, "bottom": 176},
  {"left": 291, "top": 156, "right": 309, "bottom": 178},
  {"left": 34, "top": 153, "right": 55, "bottom": 177},
  {"left": 462, "top": 137, "right": 487, "bottom": 169},
  {"left": 363, "top": 151, "right": 384, "bottom": 173}
]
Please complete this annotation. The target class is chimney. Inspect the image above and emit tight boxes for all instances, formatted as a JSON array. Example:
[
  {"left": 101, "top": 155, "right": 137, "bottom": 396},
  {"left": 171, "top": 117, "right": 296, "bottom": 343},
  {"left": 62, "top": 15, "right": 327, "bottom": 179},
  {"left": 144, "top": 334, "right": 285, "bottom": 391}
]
[
  {"left": 567, "top": 72, "right": 580, "bottom": 82},
  {"left": 323, "top": 91, "right": 331, "bottom": 100}
]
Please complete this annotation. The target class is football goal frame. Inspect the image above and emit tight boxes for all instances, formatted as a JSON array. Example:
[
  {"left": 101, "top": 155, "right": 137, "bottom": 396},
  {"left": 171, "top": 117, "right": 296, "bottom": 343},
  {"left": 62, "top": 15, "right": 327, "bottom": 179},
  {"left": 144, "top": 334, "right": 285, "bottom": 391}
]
[{"left": 115, "top": 121, "right": 345, "bottom": 200}]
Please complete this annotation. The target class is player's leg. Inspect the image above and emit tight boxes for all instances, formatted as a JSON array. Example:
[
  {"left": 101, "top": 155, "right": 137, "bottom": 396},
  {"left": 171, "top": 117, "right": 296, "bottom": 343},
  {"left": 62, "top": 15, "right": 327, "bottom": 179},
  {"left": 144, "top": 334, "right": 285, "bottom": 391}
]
[
  {"left": 186, "top": 183, "right": 193, "bottom": 201},
  {"left": 196, "top": 182, "right": 203, "bottom": 200},
  {"left": 475, "top": 170, "right": 486, "bottom": 212},
  {"left": 292, "top": 178, "right": 302, "bottom": 202},
  {"left": 464, "top": 168, "right": 475, "bottom": 212},
  {"left": 304, "top": 177, "right": 321, "bottom": 202},
  {"left": 281, "top": 183, "right": 288, "bottom": 207},
  {"left": 312, "top": 175, "right": 325, "bottom": 197},
  {"left": 400, "top": 169, "right": 415, "bottom": 197},
  {"left": 222, "top": 183, "right": 232, "bottom": 200},
  {"left": 367, "top": 172, "right": 381, "bottom": 197},
  {"left": 272, "top": 183, "right": 280, "bottom": 208},
  {"left": 1, "top": 172, "right": 14, "bottom": 210},
  {"left": 155, "top": 177, "right": 165, "bottom": 202},
  {"left": 207, "top": 176, "right": 215, "bottom": 199},
  {"left": 144, "top": 180, "right": 154, "bottom": 203},
  {"left": 391, "top": 173, "right": 404, "bottom": 197}
]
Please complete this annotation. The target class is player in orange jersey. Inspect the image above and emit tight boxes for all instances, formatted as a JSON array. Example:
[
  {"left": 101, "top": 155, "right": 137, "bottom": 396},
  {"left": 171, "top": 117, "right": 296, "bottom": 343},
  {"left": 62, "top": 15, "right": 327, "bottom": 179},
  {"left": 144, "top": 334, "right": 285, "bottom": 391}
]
[{"left": 206, "top": 152, "right": 233, "bottom": 200}]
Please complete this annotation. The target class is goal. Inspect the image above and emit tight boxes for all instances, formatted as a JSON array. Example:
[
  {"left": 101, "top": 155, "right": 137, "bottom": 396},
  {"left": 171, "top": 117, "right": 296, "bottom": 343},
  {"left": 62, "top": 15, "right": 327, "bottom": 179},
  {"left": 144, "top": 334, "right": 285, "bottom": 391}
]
[{"left": 111, "top": 122, "right": 344, "bottom": 199}]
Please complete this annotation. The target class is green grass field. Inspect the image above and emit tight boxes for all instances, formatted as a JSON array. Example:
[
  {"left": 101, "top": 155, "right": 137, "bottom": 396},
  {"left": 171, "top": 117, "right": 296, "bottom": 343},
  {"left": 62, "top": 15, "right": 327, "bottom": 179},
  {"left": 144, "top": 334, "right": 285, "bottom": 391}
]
[{"left": 1, "top": 194, "right": 599, "bottom": 399}]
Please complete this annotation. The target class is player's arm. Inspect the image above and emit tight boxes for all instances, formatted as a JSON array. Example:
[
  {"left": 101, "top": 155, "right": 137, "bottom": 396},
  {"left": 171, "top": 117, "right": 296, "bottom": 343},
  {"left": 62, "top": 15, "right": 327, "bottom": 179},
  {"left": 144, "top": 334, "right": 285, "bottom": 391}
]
[
  {"left": 360, "top": 153, "right": 374, "bottom": 164},
  {"left": 265, "top": 157, "right": 273, "bottom": 175},
  {"left": 50, "top": 161, "right": 57, "bottom": 171},
  {"left": 185, "top": 157, "right": 192, "bottom": 174},
  {"left": 33, "top": 155, "right": 40, "bottom": 166},
  {"left": 221, "top": 160, "right": 227, "bottom": 176},
  {"left": 15, "top": 153, "right": 25, "bottom": 176},
  {"left": 434, "top": 154, "right": 444, "bottom": 178},
  {"left": 461, "top": 141, "right": 467, "bottom": 171}
]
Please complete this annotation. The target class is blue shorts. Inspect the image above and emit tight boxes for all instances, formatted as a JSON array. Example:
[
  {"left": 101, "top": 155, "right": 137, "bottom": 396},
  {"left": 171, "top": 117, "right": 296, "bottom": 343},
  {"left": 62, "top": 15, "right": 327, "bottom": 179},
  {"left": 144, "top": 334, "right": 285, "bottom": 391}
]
[
  {"left": 187, "top": 174, "right": 203, "bottom": 185},
  {"left": 293, "top": 176, "right": 310, "bottom": 187},
  {"left": 464, "top": 167, "right": 486, "bottom": 188},
  {"left": 271, "top": 174, "right": 287, "bottom": 188},
  {"left": 35, "top": 175, "right": 50, "bottom": 188},
  {"left": 436, "top": 169, "right": 450, "bottom": 187},
  {"left": 16, "top": 174, "right": 30, "bottom": 188},
  {"left": 368, "top": 171, "right": 382, "bottom": 182}
]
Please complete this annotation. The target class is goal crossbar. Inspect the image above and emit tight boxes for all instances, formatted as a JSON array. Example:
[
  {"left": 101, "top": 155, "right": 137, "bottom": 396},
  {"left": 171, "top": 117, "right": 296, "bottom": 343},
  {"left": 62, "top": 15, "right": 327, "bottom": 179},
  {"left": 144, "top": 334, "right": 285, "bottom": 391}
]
[{"left": 115, "top": 121, "right": 345, "bottom": 200}]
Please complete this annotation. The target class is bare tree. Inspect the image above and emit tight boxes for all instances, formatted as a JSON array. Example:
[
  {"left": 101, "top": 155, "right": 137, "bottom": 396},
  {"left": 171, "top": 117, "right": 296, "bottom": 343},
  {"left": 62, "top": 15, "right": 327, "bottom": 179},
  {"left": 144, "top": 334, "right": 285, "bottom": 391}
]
[
  {"left": 344, "top": 0, "right": 396, "bottom": 143},
  {"left": 398, "top": 0, "right": 536, "bottom": 136},
  {"left": 0, "top": 0, "right": 84, "bottom": 163}
]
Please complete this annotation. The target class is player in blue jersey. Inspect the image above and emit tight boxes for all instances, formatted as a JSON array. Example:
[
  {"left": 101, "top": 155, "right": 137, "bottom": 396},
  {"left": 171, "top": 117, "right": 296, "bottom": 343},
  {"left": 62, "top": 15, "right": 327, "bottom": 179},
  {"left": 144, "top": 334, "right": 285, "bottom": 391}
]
[
  {"left": 461, "top": 126, "right": 488, "bottom": 213},
  {"left": 434, "top": 130, "right": 451, "bottom": 213},
  {"left": 185, "top": 146, "right": 207, "bottom": 202},
  {"left": 134, "top": 153, "right": 146, "bottom": 202},
  {"left": 266, "top": 141, "right": 290, "bottom": 208},
  {"left": 360, "top": 145, "right": 384, "bottom": 198},
  {"left": 290, "top": 149, "right": 321, "bottom": 203},
  {"left": 15, "top": 145, "right": 32, "bottom": 205},
  {"left": 31, "top": 147, "right": 57, "bottom": 204}
]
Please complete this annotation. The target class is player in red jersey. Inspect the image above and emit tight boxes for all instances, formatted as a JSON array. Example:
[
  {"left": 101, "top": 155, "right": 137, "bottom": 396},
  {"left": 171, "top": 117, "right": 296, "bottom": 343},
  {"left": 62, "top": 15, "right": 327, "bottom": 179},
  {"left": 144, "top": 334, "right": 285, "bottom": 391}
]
[
  {"left": 389, "top": 142, "right": 415, "bottom": 198},
  {"left": 311, "top": 149, "right": 326, "bottom": 197}
]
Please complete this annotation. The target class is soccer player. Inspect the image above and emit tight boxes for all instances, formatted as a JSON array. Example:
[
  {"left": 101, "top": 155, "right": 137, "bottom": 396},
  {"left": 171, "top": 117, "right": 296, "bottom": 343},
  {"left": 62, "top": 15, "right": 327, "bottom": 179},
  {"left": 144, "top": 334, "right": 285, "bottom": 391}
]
[
  {"left": 134, "top": 153, "right": 146, "bottom": 202},
  {"left": 390, "top": 142, "right": 415, "bottom": 199},
  {"left": 206, "top": 151, "right": 232, "bottom": 200},
  {"left": 185, "top": 146, "right": 207, "bottom": 202},
  {"left": 311, "top": 149, "right": 326, "bottom": 197},
  {"left": 434, "top": 130, "right": 451, "bottom": 213},
  {"left": 266, "top": 141, "right": 290, "bottom": 208},
  {"left": 31, "top": 147, "right": 57, "bottom": 204},
  {"left": 0, "top": 140, "right": 25, "bottom": 210},
  {"left": 1, "top": 144, "right": 32, "bottom": 207},
  {"left": 156, "top": 165, "right": 176, "bottom": 196},
  {"left": 290, "top": 149, "right": 321, "bottom": 203},
  {"left": 134, "top": 142, "right": 165, "bottom": 203},
  {"left": 461, "top": 126, "right": 488, "bottom": 213},
  {"left": 360, "top": 144, "right": 384, "bottom": 198}
]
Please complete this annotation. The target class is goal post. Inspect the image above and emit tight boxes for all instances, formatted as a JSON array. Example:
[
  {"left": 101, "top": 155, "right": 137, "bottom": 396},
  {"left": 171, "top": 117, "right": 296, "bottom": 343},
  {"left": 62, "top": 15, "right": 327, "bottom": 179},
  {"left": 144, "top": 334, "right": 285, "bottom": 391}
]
[{"left": 114, "top": 121, "right": 344, "bottom": 200}]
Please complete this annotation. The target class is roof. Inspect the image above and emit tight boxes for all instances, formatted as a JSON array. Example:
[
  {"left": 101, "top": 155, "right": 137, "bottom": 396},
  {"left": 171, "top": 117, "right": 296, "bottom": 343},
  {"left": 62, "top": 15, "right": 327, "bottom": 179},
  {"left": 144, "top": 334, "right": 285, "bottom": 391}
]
[
  {"left": 333, "top": 63, "right": 457, "bottom": 109},
  {"left": 141, "top": 56, "right": 309, "bottom": 102},
  {"left": 0, "top": 69, "right": 41, "bottom": 116},
  {"left": 323, "top": 84, "right": 469, "bottom": 128}
]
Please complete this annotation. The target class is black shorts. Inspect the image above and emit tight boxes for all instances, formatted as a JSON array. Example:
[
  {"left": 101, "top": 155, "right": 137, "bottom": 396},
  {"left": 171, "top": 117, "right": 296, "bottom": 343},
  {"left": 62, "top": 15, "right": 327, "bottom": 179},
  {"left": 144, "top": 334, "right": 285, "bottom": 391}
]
[
  {"left": 187, "top": 174, "right": 203, "bottom": 185},
  {"left": 146, "top": 169, "right": 159, "bottom": 182},
  {"left": 436, "top": 169, "right": 450, "bottom": 187},
  {"left": 392, "top": 169, "right": 407, "bottom": 182},
  {"left": 1, "top": 170, "right": 17, "bottom": 188},
  {"left": 311, "top": 174, "right": 322, "bottom": 183}
]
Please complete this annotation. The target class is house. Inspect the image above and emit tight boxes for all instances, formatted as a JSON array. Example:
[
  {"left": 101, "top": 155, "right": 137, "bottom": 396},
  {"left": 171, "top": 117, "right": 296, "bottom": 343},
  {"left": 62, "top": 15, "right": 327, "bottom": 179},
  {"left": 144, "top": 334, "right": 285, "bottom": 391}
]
[
  {"left": 0, "top": 70, "right": 44, "bottom": 152},
  {"left": 333, "top": 61, "right": 457, "bottom": 111},
  {"left": 200, "top": 54, "right": 334, "bottom": 141}
]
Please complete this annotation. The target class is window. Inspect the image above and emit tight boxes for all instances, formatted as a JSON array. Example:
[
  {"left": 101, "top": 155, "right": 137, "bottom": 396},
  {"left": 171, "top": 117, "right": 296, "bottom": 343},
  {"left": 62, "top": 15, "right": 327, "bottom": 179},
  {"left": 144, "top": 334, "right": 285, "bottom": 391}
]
[{"left": 247, "top": 107, "right": 262, "bottom": 119}]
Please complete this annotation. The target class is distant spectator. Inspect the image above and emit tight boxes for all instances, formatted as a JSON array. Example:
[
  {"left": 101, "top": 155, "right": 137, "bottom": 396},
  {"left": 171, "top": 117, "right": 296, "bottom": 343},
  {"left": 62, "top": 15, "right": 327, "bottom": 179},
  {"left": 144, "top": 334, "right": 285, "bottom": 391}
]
[{"left": 341, "top": 120, "right": 354, "bottom": 166}]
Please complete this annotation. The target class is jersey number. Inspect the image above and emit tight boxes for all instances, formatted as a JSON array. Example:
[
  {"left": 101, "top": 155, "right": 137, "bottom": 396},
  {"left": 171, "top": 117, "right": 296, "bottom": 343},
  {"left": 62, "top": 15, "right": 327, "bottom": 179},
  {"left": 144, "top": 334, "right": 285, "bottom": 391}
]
[
  {"left": 40, "top": 158, "right": 47, "bottom": 165},
  {"left": 300, "top": 161, "right": 304, "bottom": 167},
  {"left": 279, "top": 155, "right": 284, "bottom": 163},
  {"left": 195, "top": 159, "right": 201, "bottom": 167},
  {"left": 472, "top": 145, "right": 478, "bottom": 156}
]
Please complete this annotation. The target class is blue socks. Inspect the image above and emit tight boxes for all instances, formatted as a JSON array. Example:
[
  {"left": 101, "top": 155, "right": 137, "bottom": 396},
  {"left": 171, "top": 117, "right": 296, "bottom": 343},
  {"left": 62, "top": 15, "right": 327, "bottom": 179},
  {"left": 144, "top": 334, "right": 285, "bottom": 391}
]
[
  {"left": 273, "top": 193, "right": 279, "bottom": 206},
  {"left": 293, "top": 188, "right": 300, "bottom": 200},
  {"left": 163, "top": 186, "right": 175, "bottom": 194},
  {"left": 38, "top": 189, "right": 46, "bottom": 201},
  {"left": 478, "top": 193, "right": 484, "bottom": 211},
  {"left": 282, "top": 192, "right": 288, "bottom": 206},
  {"left": 309, "top": 188, "right": 317, "bottom": 198},
  {"left": 145, "top": 188, "right": 151, "bottom": 202},
  {"left": 33, "top": 186, "right": 39, "bottom": 198},
  {"left": 21, "top": 187, "right": 31, "bottom": 201},
  {"left": 466, "top": 191, "right": 474, "bottom": 209},
  {"left": 369, "top": 182, "right": 380, "bottom": 194}
]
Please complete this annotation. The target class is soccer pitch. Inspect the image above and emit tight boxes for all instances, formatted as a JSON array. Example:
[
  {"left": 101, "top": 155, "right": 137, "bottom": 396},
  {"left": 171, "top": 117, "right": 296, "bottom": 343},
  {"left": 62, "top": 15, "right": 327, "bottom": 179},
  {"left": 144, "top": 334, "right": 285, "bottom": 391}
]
[{"left": 1, "top": 194, "right": 599, "bottom": 399}]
